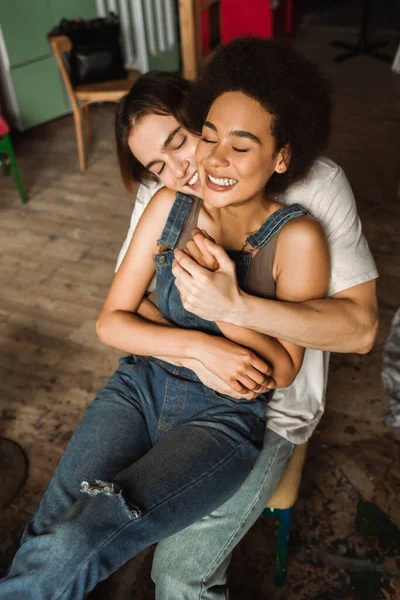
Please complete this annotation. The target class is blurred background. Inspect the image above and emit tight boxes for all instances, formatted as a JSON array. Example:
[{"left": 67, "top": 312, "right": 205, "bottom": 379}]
[{"left": 0, "top": 1, "right": 399, "bottom": 598}]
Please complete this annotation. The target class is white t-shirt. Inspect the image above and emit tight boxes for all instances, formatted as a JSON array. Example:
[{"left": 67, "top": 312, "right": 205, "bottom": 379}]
[{"left": 116, "top": 157, "right": 378, "bottom": 444}]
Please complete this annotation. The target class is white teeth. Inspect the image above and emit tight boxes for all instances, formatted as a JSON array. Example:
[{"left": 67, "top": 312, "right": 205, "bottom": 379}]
[
  {"left": 208, "top": 174, "right": 238, "bottom": 186},
  {"left": 188, "top": 172, "right": 198, "bottom": 186}
]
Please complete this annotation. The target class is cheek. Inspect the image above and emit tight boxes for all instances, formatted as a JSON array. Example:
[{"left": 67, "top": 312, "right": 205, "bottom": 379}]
[
  {"left": 158, "top": 168, "right": 176, "bottom": 189},
  {"left": 241, "top": 156, "right": 274, "bottom": 183},
  {"left": 195, "top": 144, "right": 209, "bottom": 168},
  {"left": 187, "top": 137, "right": 199, "bottom": 159}
]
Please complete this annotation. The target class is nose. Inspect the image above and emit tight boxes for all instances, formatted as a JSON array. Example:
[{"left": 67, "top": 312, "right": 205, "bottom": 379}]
[
  {"left": 207, "top": 144, "right": 229, "bottom": 168},
  {"left": 171, "top": 156, "right": 189, "bottom": 179}
]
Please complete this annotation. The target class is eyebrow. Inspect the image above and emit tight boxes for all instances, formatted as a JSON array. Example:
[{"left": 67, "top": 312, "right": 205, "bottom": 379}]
[
  {"left": 203, "top": 120, "right": 261, "bottom": 145},
  {"left": 145, "top": 125, "right": 182, "bottom": 170}
]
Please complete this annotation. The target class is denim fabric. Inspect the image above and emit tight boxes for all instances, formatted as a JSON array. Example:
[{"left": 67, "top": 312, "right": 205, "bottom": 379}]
[
  {"left": 1, "top": 357, "right": 266, "bottom": 599},
  {"left": 152, "top": 428, "right": 294, "bottom": 599},
  {"left": 0, "top": 194, "right": 305, "bottom": 599},
  {"left": 156, "top": 193, "right": 306, "bottom": 338}
]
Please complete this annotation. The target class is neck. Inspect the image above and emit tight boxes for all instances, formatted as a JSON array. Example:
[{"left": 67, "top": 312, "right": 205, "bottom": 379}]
[
  {"left": 204, "top": 192, "right": 274, "bottom": 230},
  {"left": 200, "top": 192, "right": 280, "bottom": 249}
]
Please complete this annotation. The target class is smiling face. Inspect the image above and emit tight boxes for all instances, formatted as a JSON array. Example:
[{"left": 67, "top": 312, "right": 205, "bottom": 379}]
[
  {"left": 195, "top": 92, "right": 288, "bottom": 208},
  {"left": 128, "top": 113, "right": 201, "bottom": 194}
]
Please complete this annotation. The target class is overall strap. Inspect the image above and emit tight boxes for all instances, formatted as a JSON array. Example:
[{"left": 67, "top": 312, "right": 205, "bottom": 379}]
[
  {"left": 157, "top": 192, "right": 194, "bottom": 250},
  {"left": 246, "top": 203, "right": 308, "bottom": 249}
]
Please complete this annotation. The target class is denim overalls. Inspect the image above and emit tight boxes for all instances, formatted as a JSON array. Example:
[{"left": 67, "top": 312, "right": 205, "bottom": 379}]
[{"left": 0, "top": 194, "right": 307, "bottom": 600}]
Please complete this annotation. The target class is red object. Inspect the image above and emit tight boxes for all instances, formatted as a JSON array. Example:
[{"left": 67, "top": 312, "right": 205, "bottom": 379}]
[
  {"left": 201, "top": 10, "right": 211, "bottom": 55},
  {"left": 0, "top": 115, "right": 10, "bottom": 136},
  {"left": 221, "top": 0, "right": 295, "bottom": 43}
]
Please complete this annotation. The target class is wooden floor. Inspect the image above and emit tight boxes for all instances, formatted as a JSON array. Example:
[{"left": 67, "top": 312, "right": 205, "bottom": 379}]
[{"left": 1, "top": 26, "right": 399, "bottom": 600}]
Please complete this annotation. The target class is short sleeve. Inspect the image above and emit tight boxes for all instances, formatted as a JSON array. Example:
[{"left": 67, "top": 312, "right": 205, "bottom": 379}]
[
  {"left": 316, "top": 167, "right": 378, "bottom": 296},
  {"left": 115, "top": 180, "right": 163, "bottom": 272},
  {"left": 285, "top": 159, "right": 378, "bottom": 297}
]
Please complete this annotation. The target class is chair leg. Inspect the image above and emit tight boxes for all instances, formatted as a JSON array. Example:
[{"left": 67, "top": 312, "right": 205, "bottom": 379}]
[
  {"left": 73, "top": 110, "right": 86, "bottom": 172},
  {"left": 275, "top": 507, "right": 292, "bottom": 587},
  {"left": 83, "top": 104, "right": 92, "bottom": 147},
  {"left": 0, "top": 152, "right": 9, "bottom": 176},
  {"left": 1, "top": 133, "right": 27, "bottom": 204}
]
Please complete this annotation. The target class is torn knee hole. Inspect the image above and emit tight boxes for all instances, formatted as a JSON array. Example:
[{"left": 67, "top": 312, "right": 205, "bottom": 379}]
[
  {"left": 80, "top": 480, "right": 142, "bottom": 518},
  {"left": 81, "top": 480, "right": 122, "bottom": 497}
]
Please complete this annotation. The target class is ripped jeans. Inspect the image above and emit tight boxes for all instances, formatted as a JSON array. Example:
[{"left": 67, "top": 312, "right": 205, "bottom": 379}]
[{"left": 0, "top": 356, "right": 267, "bottom": 600}]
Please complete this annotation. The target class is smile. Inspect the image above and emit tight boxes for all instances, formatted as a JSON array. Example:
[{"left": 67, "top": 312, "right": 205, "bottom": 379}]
[
  {"left": 187, "top": 171, "right": 199, "bottom": 187},
  {"left": 208, "top": 174, "right": 238, "bottom": 186},
  {"left": 206, "top": 172, "right": 238, "bottom": 190}
]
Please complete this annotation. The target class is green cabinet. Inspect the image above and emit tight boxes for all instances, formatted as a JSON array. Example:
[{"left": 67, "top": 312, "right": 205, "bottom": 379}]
[
  {"left": 48, "top": 0, "right": 98, "bottom": 21},
  {"left": 0, "top": 1, "right": 55, "bottom": 68},
  {"left": 0, "top": 0, "right": 97, "bottom": 130},
  {"left": 11, "top": 57, "right": 69, "bottom": 129},
  {"left": 0, "top": 0, "right": 181, "bottom": 130}
]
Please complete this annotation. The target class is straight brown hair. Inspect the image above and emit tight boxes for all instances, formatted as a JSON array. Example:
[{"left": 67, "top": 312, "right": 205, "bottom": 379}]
[{"left": 115, "top": 71, "right": 195, "bottom": 194}]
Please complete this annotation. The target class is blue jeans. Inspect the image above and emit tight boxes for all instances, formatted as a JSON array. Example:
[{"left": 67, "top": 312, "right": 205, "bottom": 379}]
[
  {"left": 152, "top": 427, "right": 293, "bottom": 599},
  {"left": 0, "top": 357, "right": 266, "bottom": 599}
]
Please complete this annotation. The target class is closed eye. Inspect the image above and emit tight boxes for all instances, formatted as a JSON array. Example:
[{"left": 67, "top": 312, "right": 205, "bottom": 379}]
[
  {"left": 174, "top": 135, "right": 187, "bottom": 150},
  {"left": 232, "top": 147, "right": 249, "bottom": 153},
  {"left": 200, "top": 137, "right": 217, "bottom": 144},
  {"left": 156, "top": 163, "right": 165, "bottom": 175}
]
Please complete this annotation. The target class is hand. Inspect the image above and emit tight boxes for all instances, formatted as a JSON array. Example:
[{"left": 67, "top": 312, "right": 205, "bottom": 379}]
[
  {"left": 182, "top": 228, "right": 219, "bottom": 271},
  {"left": 156, "top": 356, "right": 273, "bottom": 398},
  {"left": 172, "top": 237, "right": 242, "bottom": 322},
  {"left": 193, "top": 334, "right": 273, "bottom": 394},
  {"left": 189, "top": 360, "right": 272, "bottom": 400}
]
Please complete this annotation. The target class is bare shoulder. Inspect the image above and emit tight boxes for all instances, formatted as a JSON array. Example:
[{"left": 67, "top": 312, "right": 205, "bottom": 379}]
[
  {"left": 145, "top": 186, "right": 176, "bottom": 217},
  {"left": 137, "top": 187, "right": 176, "bottom": 235},
  {"left": 274, "top": 213, "right": 330, "bottom": 301},
  {"left": 277, "top": 214, "right": 326, "bottom": 250},
  {"left": 120, "top": 187, "right": 178, "bottom": 262}
]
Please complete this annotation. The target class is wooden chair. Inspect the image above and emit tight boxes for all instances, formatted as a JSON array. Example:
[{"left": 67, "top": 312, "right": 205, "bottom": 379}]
[
  {"left": 178, "top": 0, "right": 221, "bottom": 80},
  {"left": 49, "top": 35, "right": 140, "bottom": 172},
  {"left": 262, "top": 442, "right": 308, "bottom": 587},
  {"left": 0, "top": 114, "right": 27, "bottom": 204}
]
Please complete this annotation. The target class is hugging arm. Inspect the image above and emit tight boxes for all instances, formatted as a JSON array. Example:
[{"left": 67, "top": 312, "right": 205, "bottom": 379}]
[
  {"left": 134, "top": 296, "right": 267, "bottom": 398},
  {"left": 176, "top": 219, "right": 330, "bottom": 388},
  {"left": 172, "top": 174, "right": 379, "bottom": 355},
  {"left": 98, "top": 188, "right": 272, "bottom": 395}
]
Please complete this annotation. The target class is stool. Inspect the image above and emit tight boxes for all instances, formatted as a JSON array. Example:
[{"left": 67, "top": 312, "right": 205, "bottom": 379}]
[
  {"left": 0, "top": 115, "right": 27, "bottom": 204},
  {"left": 262, "top": 442, "right": 308, "bottom": 587}
]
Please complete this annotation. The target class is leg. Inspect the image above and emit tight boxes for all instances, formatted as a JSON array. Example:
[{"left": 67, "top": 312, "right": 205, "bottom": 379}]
[
  {"left": 73, "top": 108, "right": 86, "bottom": 172},
  {"left": 2, "top": 133, "right": 27, "bottom": 204},
  {"left": 0, "top": 420, "right": 262, "bottom": 599},
  {"left": 152, "top": 428, "right": 293, "bottom": 599},
  {"left": 22, "top": 359, "right": 154, "bottom": 543}
]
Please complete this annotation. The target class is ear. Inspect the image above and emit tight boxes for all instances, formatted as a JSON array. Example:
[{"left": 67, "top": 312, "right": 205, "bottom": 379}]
[{"left": 274, "top": 145, "right": 290, "bottom": 174}]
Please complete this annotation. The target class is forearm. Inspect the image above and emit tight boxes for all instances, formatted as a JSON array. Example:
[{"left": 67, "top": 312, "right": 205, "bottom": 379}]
[
  {"left": 97, "top": 310, "right": 204, "bottom": 359},
  {"left": 230, "top": 291, "right": 378, "bottom": 354},
  {"left": 136, "top": 298, "right": 206, "bottom": 369},
  {"left": 217, "top": 321, "right": 299, "bottom": 388}
]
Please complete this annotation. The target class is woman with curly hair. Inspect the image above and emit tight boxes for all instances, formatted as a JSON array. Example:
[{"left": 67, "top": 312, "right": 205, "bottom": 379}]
[{"left": 0, "top": 38, "right": 376, "bottom": 599}]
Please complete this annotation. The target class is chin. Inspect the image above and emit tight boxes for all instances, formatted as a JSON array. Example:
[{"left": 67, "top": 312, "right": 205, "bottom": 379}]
[{"left": 204, "top": 196, "right": 236, "bottom": 208}]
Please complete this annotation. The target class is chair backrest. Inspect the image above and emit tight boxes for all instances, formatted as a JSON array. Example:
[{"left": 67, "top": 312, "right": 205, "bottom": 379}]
[{"left": 48, "top": 35, "right": 78, "bottom": 110}]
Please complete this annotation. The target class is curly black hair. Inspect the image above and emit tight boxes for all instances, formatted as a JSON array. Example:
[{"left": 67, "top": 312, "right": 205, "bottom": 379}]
[{"left": 191, "top": 37, "right": 332, "bottom": 195}]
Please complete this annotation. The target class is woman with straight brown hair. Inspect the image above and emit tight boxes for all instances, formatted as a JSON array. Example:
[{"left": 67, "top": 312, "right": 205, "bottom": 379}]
[{"left": 0, "top": 38, "right": 378, "bottom": 599}]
